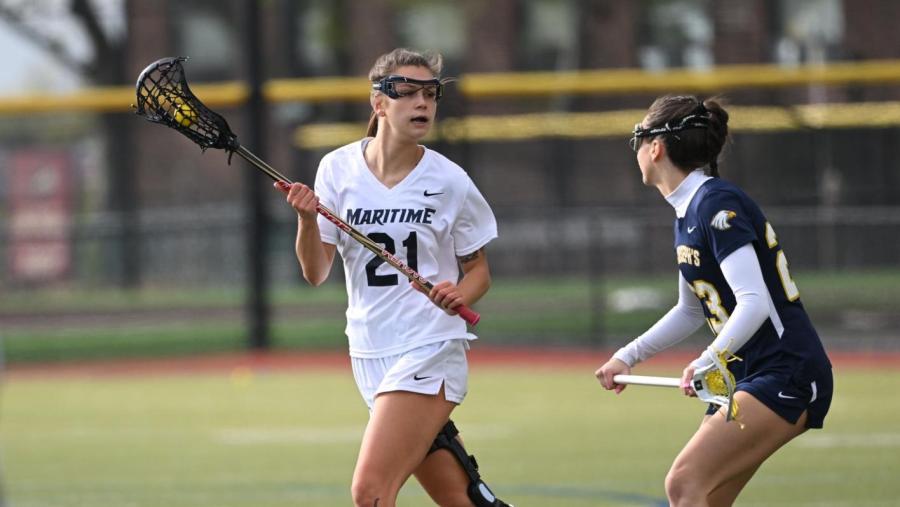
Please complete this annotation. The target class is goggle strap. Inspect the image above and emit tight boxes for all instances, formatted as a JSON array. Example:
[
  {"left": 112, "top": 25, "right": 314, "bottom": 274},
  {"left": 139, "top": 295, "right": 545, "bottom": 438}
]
[{"left": 372, "top": 75, "right": 443, "bottom": 101}]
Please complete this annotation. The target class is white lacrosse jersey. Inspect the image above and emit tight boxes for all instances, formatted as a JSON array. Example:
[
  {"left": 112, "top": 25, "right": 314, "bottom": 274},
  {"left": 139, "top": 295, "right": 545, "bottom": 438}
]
[{"left": 314, "top": 139, "right": 498, "bottom": 358}]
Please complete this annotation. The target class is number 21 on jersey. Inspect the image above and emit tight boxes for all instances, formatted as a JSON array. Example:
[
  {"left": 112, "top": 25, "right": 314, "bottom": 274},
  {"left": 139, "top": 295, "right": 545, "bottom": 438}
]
[{"left": 365, "top": 231, "right": 417, "bottom": 286}]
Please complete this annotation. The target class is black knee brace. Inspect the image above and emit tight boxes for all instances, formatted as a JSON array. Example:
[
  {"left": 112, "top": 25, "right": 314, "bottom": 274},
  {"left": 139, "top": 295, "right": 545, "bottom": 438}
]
[{"left": 429, "top": 420, "right": 514, "bottom": 507}]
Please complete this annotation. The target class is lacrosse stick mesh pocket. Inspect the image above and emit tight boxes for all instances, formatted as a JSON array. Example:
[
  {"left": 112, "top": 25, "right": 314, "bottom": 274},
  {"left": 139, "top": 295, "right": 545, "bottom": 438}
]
[
  {"left": 134, "top": 56, "right": 239, "bottom": 153},
  {"left": 707, "top": 348, "right": 742, "bottom": 424}
]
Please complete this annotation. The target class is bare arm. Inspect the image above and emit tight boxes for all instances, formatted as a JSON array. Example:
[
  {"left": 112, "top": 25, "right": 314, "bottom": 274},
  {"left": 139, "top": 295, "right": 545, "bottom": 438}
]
[
  {"left": 418, "top": 247, "right": 491, "bottom": 315},
  {"left": 455, "top": 247, "right": 492, "bottom": 307},
  {"left": 295, "top": 214, "right": 336, "bottom": 286},
  {"left": 275, "top": 182, "right": 336, "bottom": 286}
]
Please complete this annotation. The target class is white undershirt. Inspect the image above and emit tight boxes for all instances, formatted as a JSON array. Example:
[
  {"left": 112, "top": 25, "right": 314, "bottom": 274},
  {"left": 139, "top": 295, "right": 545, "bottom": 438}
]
[{"left": 613, "top": 172, "right": 772, "bottom": 369}]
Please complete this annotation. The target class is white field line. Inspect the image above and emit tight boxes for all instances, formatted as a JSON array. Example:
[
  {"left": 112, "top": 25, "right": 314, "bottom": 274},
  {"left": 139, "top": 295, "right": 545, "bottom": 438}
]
[
  {"left": 796, "top": 432, "right": 900, "bottom": 448},
  {"left": 214, "top": 426, "right": 362, "bottom": 445},
  {"left": 213, "top": 423, "right": 514, "bottom": 445}
]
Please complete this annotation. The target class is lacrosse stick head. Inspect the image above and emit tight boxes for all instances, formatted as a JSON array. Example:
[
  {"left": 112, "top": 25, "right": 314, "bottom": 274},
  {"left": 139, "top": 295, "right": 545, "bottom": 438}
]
[
  {"left": 691, "top": 363, "right": 733, "bottom": 406},
  {"left": 691, "top": 349, "right": 740, "bottom": 422},
  {"left": 133, "top": 56, "right": 239, "bottom": 153}
]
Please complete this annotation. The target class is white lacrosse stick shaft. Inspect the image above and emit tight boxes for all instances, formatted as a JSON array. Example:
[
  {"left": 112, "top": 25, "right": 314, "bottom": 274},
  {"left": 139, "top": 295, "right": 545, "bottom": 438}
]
[
  {"left": 612, "top": 375, "right": 681, "bottom": 388},
  {"left": 612, "top": 370, "right": 736, "bottom": 421}
]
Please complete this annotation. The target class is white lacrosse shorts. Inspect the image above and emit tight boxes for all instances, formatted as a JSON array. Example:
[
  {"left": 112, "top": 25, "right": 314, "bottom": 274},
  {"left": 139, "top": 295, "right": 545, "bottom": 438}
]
[{"left": 351, "top": 339, "right": 470, "bottom": 410}]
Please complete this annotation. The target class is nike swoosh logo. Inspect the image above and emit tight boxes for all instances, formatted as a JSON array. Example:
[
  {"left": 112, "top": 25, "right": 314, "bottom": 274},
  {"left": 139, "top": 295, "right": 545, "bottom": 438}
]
[
  {"left": 687, "top": 226, "right": 697, "bottom": 233},
  {"left": 413, "top": 375, "right": 432, "bottom": 381},
  {"left": 777, "top": 391, "right": 799, "bottom": 399},
  {"left": 423, "top": 190, "right": 443, "bottom": 197}
]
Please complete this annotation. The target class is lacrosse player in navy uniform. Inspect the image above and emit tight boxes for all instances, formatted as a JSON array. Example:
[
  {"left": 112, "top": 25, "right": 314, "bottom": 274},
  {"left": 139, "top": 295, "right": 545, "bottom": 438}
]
[
  {"left": 276, "top": 48, "right": 512, "bottom": 507},
  {"left": 595, "top": 95, "right": 833, "bottom": 506}
]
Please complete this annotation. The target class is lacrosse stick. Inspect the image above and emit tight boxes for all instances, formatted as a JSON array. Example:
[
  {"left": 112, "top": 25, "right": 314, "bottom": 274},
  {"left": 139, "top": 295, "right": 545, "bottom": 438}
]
[
  {"left": 133, "top": 56, "right": 480, "bottom": 325},
  {"left": 614, "top": 349, "right": 740, "bottom": 422}
]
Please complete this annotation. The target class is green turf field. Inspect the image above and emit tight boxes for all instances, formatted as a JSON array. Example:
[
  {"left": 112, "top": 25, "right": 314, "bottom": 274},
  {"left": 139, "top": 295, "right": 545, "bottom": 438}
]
[{"left": 3, "top": 364, "right": 898, "bottom": 507}]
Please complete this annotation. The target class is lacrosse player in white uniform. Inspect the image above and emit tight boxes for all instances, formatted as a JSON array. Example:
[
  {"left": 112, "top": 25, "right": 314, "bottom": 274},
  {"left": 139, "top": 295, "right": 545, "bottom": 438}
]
[{"left": 276, "top": 48, "right": 513, "bottom": 507}]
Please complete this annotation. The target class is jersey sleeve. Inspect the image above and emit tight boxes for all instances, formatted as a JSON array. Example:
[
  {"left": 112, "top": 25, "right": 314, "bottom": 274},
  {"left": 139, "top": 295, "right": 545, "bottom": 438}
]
[
  {"left": 313, "top": 156, "right": 340, "bottom": 246},
  {"left": 697, "top": 190, "right": 756, "bottom": 263},
  {"left": 690, "top": 243, "right": 772, "bottom": 369},
  {"left": 613, "top": 273, "right": 706, "bottom": 366},
  {"left": 452, "top": 178, "right": 498, "bottom": 256}
]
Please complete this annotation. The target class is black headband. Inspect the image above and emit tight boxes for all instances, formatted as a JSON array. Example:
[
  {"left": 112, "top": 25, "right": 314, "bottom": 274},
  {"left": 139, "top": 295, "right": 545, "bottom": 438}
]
[{"left": 632, "top": 105, "right": 711, "bottom": 140}]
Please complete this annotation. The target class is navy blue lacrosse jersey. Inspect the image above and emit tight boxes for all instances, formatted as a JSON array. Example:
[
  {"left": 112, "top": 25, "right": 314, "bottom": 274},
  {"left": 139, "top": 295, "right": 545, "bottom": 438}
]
[{"left": 675, "top": 178, "right": 831, "bottom": 384}]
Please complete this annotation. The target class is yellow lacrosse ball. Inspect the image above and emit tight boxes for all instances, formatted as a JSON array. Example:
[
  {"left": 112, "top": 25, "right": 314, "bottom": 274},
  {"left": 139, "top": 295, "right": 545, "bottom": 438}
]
[{"left": 173, "top": 104, "right": 196, "bottom": 127}]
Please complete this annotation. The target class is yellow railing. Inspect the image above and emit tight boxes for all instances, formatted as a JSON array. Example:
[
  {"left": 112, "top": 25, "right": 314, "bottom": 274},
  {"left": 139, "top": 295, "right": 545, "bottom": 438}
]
[
  {"left": 4, "top": 60, "right": 900, "bottom": 149},
  {"left": 4, "top": 59, "right": 900, "bottom": 114},
  {"left": 0, "top": 82, "right": 246, "bottom": 114},
  {"left": 457, "top": 59, "right": 900, "bottom": 97},
  {"left": 295, "top": 102, "right": 900, "bottom": 149}
]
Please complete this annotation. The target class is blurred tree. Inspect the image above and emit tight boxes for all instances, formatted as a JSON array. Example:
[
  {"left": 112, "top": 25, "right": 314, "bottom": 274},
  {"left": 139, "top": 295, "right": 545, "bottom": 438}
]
[{"left": 0, "top": 0, "right": 128, "bottom": 78}]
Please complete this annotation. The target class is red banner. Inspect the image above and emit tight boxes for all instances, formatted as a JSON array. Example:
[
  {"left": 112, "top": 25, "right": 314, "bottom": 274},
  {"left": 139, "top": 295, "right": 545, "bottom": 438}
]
[{"left": 8, "top": 150, "right": 73, "bottom": 283}]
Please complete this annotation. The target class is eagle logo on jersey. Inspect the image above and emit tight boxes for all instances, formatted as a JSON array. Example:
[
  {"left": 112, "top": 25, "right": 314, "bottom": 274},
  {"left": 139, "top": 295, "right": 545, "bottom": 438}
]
[{"left": 711, "top": 210, "right": 736, "bottom": 231}]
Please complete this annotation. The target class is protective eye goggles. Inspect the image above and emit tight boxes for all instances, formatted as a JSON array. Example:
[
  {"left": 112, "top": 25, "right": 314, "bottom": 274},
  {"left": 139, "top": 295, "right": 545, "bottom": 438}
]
[
  {"left": 629, "top": 112, "right": 711, "bottom": 152},
  {"left": 372, "top": 75, "right": 443, "bottom": 101}
]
